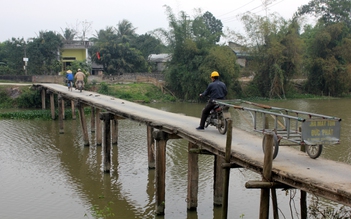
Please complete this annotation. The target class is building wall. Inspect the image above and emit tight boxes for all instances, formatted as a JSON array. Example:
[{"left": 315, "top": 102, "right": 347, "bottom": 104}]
[{"left": 61, "top": 49, "right": 87, "bottom": 60}]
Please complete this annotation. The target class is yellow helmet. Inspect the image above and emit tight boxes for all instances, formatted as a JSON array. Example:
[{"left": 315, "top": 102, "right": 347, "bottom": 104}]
[{"left": 211, "top": 71, "right": 219, "bottom": 78}]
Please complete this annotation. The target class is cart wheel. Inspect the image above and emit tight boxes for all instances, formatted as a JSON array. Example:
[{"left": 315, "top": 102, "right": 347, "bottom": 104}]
[
  {"left": 306, "top": 144, "right": 323, "bottom": 159},
  {"left": 262, "top": 133, "right": 279, "bottom": 160}
]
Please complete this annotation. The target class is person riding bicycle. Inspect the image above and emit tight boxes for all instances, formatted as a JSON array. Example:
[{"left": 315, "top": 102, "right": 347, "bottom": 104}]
[
  {"left": 66, "top": 70, "right": 74, "bottom": 89},
  {"left": 196, "top": 71, "right": 227, "bottom": 131},
  {"left": 74, "top": 69, "right": 86, "bottom": 89}
]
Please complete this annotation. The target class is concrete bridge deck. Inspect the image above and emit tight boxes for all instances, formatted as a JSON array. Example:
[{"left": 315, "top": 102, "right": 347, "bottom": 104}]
[{"left": 33, "top": 83, "right": 351, "bottom": 212}]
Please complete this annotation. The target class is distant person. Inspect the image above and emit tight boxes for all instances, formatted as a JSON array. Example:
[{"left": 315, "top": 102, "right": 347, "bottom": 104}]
[
  {"left": 66, "top": 70, "right": 74, "bottom": 90},
  {"left": 196, "top": 71, "right": 227, "bottom": 131},
  {"left": 74, "top": 68, "right": 86, "bottom": 89}
]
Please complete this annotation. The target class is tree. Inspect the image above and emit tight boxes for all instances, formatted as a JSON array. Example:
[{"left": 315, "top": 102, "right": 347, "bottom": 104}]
[
  {"left": 295, "top": 0, "right": 351, "bottom": 27},
  {"left": 303, "top": 23, "right": 351, "bottom": 96},
  {"left": 159, "top": 6, "right": 238, "bottom": 100},
  {"left": 27, "top": 31, "right": 63, "bottom": 75},
  {"left": 60, "top": 28, "right": 76, "bottom": 44},
  {"left": 89, "top": 23, "right": 149, "bottom": 74},
  {"left": 131, "top": 34, "right": 168, "bottom": 59},
  {"left": 235, "top": 12, "right": 303, "bottom": 98}
]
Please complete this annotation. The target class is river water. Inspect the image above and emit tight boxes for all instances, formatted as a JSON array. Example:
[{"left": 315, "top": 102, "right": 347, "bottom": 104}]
[{"left": 0, "top": 99, "right": 350, "bottom": 219}]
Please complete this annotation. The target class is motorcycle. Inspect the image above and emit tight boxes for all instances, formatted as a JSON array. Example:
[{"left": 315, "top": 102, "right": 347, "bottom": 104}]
[
  {"left": 205, "top": 103, "right": 230, "bottom": 135},
  {"left": 67, "top": 80, "right": 73, "bottom": 91},
  {"left": 77, "top": 80, "right": 83, "bottom": 92}
]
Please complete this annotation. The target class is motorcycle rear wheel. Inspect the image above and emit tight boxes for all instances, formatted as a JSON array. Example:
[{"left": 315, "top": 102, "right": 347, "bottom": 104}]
[{"left": 217, "top": 116, "right": 227, "bottom": 135}]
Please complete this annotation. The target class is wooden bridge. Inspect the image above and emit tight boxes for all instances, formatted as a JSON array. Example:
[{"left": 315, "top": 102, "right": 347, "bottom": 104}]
[{"left": 33, "top": 83, "right": 351, "bottom": 218}]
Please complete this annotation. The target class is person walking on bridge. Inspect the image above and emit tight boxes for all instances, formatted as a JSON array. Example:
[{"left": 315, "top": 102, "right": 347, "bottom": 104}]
[
  {"left": 74, "top": 69, "right": 86, "bottom": 89},
  {"left": 196, "top": 71, "right": 227, "bottom": 131}
]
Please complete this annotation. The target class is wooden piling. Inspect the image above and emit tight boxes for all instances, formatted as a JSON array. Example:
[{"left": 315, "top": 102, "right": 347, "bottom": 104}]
[
  {"left": 300, "top": 143, "right": 307, "bottom": 219},
  {"left": 222, "top": 119, "right": 233, "bottom": 219},
  {"left": 91, "top": 107, "right": 95, "bottom": 132},
  {"left": 71, "top": 100, "right": 76, "bottom": 120},
  {"left": 112, "top": 117, "right": 118, "bottom": 144},
  {"left": 41, "top": 89, "right": 46, "bottom": 109},
  {"left": 187, "top": 142, "right": 199, "bottom": 210},
  {"left": 50, "top": 92, "right": 55, "bottom": 120},
  {"left": 58, "top": 95, "right": 64, "bottom": 134},
  {"left": 259, "top": 132, "right": 274, "bottom": 219},
  {"left": 214, "top": 156, "right": 224, "bottom": 206},
  {"left": 96, "top": 108, "right": 102, "bottom": 146},
  {"left": 62, "top": 98, "right": 65, "bottom": 120},
  {"left": 153, "top": 130, "right": 168, "bottom": 215},
  {"left": 100, "top": 112, "right": 112, "bottom": 173},
  {"left": 147, "top": 126, "right": 155, "bottom": 169},
  {"left": 77, "top": 103, "right": 89, "bottom": 146}
]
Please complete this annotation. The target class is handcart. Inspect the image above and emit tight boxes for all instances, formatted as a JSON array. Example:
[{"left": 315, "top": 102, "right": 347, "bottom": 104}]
[{"left": 216, "top": 100, "right": 341, "bottom": 159}]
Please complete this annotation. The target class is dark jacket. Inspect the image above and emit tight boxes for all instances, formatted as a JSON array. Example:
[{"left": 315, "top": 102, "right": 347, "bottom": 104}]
[{"left": 201, "top": 79, "right": 227, "bottom": 100}]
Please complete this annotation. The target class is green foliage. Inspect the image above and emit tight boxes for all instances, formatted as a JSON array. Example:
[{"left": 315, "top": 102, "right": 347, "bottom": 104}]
[
  {"left": 0, "top": 90, "right": 13, "bottom": 108},
  {"left": 96, "top": 83, "right": 176, "bottom": 103},
  {"left": 160, "top": 6, "right": 237, "bottom": 100},
  {"left": 97, "top": 82, "right": 109, "bottom": 94},
  {"left": 304, "top": 23, "right": 351, "bottom": 96},
  {"left": 0, "top": 110, "right": 52, "bottom": 120},
  {"left": 89, "top": 21, "right": 152, "bottom": 74},
  {"left": 295, "top": 0, "right": 351, "bottom": 27},
  {"left": 238, "top": 12, "right": 303, "bottom": 98},
  {"left": 309, "top": 197, "right": 351, "bottom": 218},
  {"left": 16, "top": 88, "right": 42, "bottom": 108},
  {"left": 90, "top": 201, "right": 115, "bottom": 218}
]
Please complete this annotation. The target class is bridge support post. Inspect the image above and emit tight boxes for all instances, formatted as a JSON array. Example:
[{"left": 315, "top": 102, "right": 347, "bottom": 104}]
[
  {"left": 91, "top": 107, "right": 95, "bottom": 133},
  {"left": 71, "top": 100, "right": 76, "bottom": 120},
  {"left": 100, "top": 112, "right": 113, "bottom": 173},
  {"left": 96, "top": 108, "right": 102, "bottom": 146},
  {"left": 259, "top": 132, "right": 274, "bottom": 219},
  {"left": 58, "top": 95, "right": 64, "bottom": 134},
  {"left": 112, "top": 116, "right": 118, "bottom": 145},
  {"left": 50, "top": 92, "right": 55, "bottom": 120},
  {"left": 77, "top": 103, "right": 89, "bottom": 146},
  {"left": 214, "top": 156, "right": 224, "bottom": 206},
  {"left": 152, "top": 130, "right": 179, "bottom": 215},
  {"left": 41, "top": 89, "right": 46, "bottom": 109},
  {"left": 62, "top": 98, "right": 65, "bottom": 120},
  {"left": 222, "top": 119, "right": 233, "bottom": 219},
  {"left": 300, "top": 143, "right": 307, "bottom": 219},
  {"left": 147, "top": 126, "right": 155, "bottom": 169},
  {"left": 187, "top": 142, "right": 199, "bottom": 210},
  {"left": 153, "top": 130, "right": 168, "bottom": 215}
]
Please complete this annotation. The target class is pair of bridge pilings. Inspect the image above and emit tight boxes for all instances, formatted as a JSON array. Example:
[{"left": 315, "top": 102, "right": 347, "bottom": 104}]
[{"left": 245, "top": 131, "right": 308, "bottom": 219}]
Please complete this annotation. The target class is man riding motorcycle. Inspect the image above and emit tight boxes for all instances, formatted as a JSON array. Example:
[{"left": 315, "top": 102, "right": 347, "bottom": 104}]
[{"left": 74, "top": 69, "right": 86, "bottom": 89}]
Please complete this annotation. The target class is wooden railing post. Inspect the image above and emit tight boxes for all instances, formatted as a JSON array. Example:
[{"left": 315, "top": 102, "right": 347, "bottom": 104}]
[
  {"left": 222, "top": 119, "right": 233, "bottom": 219},
  {"left": 259, "top": 132, "right": 274, "bottom": 219}
]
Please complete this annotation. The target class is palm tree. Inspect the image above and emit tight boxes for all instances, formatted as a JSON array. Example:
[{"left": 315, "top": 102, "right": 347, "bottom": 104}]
[
  {"left": 60, "top": 28, "right": 76, "bottom": 44},
  {"left": 115, "top": 19, "right": 137, "bottom": 43}
]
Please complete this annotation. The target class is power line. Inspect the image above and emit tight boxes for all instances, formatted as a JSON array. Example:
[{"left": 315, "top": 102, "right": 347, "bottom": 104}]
[{"left": 217, "top": 0, "right": 257, "bottom": 17}]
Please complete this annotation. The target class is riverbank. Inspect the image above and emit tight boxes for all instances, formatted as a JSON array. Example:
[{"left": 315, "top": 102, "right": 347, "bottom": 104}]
[{"left": 0, "top": 82, "right": 176, "bottom": 110}]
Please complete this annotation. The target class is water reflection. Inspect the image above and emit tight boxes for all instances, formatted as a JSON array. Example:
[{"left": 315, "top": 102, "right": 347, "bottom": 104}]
[{"left": 1, "top": 98, "right": 351, "bottom": 218}]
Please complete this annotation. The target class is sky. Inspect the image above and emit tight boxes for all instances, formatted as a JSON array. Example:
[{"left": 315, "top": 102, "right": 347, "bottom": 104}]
[{"left": 1, "top": 0, "right": 314, "bottom": 43}]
